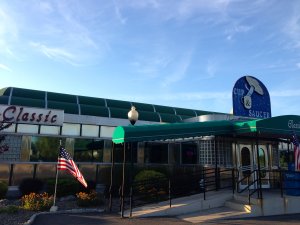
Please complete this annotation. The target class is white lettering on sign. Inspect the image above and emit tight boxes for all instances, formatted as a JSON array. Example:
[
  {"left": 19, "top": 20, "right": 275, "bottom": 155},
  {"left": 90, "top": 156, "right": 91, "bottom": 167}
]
[
  {"left": 248, "top": 110, "right": 270, "bottom": 119},
  {"left": 233, "top": 88, "right": 244, "bottom": 96},
  {"left": 288, "top": 120, "right": 300, "bottom": 129},
  {"left": 0, "top": 105, "right": 64, "bottom": 125}
]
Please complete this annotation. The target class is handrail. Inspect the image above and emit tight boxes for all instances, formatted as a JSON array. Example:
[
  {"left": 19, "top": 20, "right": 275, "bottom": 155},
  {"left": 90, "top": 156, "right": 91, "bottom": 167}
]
[
  {"left": 237, "top": 169, "right": 257, "bottom": 193},
  {"left": 236, "top": 169, "right": 261, "bottom": 205}
]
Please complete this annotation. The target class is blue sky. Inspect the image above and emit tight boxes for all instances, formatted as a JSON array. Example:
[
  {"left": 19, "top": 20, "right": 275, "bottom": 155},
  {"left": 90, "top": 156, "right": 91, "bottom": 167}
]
[{"left": 1, "top": 0, "right": 300, "bottom": 116}]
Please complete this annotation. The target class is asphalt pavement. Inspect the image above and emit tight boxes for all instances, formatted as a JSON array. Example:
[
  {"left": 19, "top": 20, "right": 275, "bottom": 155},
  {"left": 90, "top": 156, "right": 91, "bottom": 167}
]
[{"left": 31, "top": 212, "right": 300, "bottom": 225}]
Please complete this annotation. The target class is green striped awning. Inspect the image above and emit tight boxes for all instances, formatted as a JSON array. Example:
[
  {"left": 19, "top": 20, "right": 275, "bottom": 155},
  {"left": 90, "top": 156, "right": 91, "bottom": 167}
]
[
  {"left": 112, "top": 115, "right": 300, "bottom": 143},
  {"left": 112, "top": 120, "right": 234, "bottom": 144}
]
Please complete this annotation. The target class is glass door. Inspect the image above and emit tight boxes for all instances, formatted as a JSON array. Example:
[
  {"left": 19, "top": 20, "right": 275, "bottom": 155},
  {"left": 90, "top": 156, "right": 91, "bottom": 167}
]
[
  {"left": 237, "top": 144, "right": 256, "bottom": 189},
  {"left": 237, "top": 144, "right": 270, "bottom": 190},
  {"left": 254, "top": 145, "right": 270, "bottom": 188}
]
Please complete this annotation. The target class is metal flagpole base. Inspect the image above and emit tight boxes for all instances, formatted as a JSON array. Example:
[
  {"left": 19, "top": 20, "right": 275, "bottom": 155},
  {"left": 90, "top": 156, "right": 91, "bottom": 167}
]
[{"left": 50, "top": 206, "right": 58, "bottom": 212}]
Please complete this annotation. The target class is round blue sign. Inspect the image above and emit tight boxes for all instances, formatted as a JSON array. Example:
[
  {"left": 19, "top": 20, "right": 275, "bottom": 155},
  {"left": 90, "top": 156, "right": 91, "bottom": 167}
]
[{"left": 232, "top": 76, "right": 271, "bottom": 119}]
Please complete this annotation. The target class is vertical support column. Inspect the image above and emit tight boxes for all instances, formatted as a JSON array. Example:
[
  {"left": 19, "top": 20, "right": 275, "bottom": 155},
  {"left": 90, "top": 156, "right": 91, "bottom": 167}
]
[
  {"left": 33, "top": 164, "right": 37, "bottom": 180},
  {"left": 256, "top": 132, "right": 263, "bottom": 199},
  {"left": 95, "top": 164, "right": 99, "bottom": 184},
  {"left": 121, "top": 143, "right": 126, "bottom": 218},
  {"left": 109, "top": 143, "right": 115, "bottom": 212},
  {"left": 214, "top": 137, "right": 219, "bottom": 190},
  {"left": 9, "top": 164, "right": 14, "bottom": 186},
  {"left": 287, "top": 141, "right": 290, "bottom": 165}
]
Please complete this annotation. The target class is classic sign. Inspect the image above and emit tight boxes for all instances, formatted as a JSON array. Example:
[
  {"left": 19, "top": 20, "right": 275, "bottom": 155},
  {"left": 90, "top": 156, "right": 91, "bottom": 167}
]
[{"left": 0, "top": 105, "right": 64, "bottom": 125}]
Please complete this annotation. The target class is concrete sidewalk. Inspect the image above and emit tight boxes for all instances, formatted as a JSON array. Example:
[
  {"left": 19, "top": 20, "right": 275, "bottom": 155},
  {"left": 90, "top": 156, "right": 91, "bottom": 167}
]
[
  {"left": 124, "top": 190, "right": 248, "bottom": 220},
  {"left": 124, "top": 189, "right": 300, "bottom": 223}
]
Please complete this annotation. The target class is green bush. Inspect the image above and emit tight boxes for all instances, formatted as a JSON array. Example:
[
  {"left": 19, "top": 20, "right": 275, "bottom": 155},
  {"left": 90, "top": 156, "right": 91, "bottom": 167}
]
[
  {"left": 0, "top": 181, "right": 8, "bottom": 199},
  {"left": 21, "top": 192, "right": 53, "bottom": 211},
  {"left": 19, "top": 178, "right": 44, "bottom": 196},
  {"left": 134, "top": 170, "right": 168, "bottom": 201},
  {"left": 45, "top": 178, "right": 80, "bottom": 197},
  {"left": 0, "top": 205, "right": 19, "bottom": 214},
  {"left": 134, "top": 170, "right": 167, "bottom": 183}
]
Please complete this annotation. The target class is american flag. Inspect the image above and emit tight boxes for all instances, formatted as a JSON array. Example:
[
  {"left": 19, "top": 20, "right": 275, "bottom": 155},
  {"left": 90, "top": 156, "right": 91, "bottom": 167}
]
[
  {"left": 292, "top": 133, "right": 300, "bottom": 171},
  {"left": 57, "top": 147, "right": 87, "bottom": 188}
]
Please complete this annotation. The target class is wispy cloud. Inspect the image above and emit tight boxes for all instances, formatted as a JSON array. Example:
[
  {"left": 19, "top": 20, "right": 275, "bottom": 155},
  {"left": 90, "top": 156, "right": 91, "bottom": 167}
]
[
  {"left": 30, "top": 42, "right": 79, "bottom": 66},
  {"left": 119, "top": 90, "right": 231, "bottom": 103},
  {"left": 206, "top": 59, "right": 218, "bottom": 78},
  {"left": 0, "top": 6, "right": 19, "bottom": 58},
  {"left": 284, "top": 14, "right": 300, "bottom": 48},
  {"left": 283, "top": 4, "right": 300, "bottom": 48},
  {"left": 113, "top": 0, "right": 127, "bottom": 24},
  {"left": 226, "top": 24, "right": 252, "bottom": 40},
  {"left": 0, "top": 63, "right": 12, "bottom": 72},
  {"left": 161, "top": 50, "right": 193, "bottom": 87},
  {"left": 270, "top": 89, "right": 300, "bottom": 97}
]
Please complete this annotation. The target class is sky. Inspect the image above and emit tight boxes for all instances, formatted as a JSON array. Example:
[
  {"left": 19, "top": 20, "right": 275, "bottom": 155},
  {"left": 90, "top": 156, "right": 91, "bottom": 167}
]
[{"left": 0, "top": 0, "right": 300, "bottom": 117}]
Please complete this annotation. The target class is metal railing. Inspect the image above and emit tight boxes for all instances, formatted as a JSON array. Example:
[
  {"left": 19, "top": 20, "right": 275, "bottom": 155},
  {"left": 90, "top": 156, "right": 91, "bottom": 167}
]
[
  {"left": 236, "top": 169, "right": 300, "bottom": 205},
  {"left": 120, "top": 167, "right": 236, "bottom": 216}
]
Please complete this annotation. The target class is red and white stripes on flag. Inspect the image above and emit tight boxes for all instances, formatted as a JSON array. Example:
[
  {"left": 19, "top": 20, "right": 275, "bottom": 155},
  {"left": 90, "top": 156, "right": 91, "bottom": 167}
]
[
  {"left": 57, "top": 147, "right": 87, "bottom": 188},
  {"left": 292, "top": 133, "right": 300, "bottom": 171}
]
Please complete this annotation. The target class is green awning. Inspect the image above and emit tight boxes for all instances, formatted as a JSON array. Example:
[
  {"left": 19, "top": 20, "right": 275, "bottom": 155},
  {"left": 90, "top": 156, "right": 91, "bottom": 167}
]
[
  {"left": 112, "top": 115, "right": 300, "bottom": 144},
  {"left": 112, "top": 120, "right": 234, "bottom": 144},
  {"left": 234, "top": 115, "right": 300, "bottom": 137}
]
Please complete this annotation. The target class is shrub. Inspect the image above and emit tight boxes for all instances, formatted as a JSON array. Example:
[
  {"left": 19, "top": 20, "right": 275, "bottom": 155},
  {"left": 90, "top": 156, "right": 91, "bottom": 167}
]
[
  {"left": 21, "top": 192, "right": 53, "bottom": 211},
  {"left": 0, "top": 181, "right": 8, "bottom": 199},
  {"left": 134, "top": 170, "right": 167, "bottom": 183},
  {"left": 133, "top": 170, "right": 168, "bottom": 202},
  {"left": 76, "top": 191, "right": 103, "bottom": 207},
  {"left": 0, "top": 205, "right": 19, "bottom": 214},
  {"left": 19, "top": 178, "right": 44, "bottom": 196},
  {"left": 45, "top": 178, "right": 80, "bottom": 197}
]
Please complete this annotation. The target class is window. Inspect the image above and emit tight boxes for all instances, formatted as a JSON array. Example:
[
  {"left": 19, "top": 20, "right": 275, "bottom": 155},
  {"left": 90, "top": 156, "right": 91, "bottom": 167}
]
[
  {"left": 181, "top": 142, "right": 197, "bottom": 164},
  {"left": 73, "top": 139, "right": 104, "bottom": 162},
  {"left": 199, "top": 138, "right": 232, "bottom": 166},
  {"left": 169, "top": 143, "right": 180, "bottom": 164},
  {"left": 30, "top": 136, "right": 64, "bottom": 162},
  {"left": 113, "top": 142, "right": 137, "bottom": 163},
  {"left": 144, "top": 142, "right": 168, "bottom": 164}
]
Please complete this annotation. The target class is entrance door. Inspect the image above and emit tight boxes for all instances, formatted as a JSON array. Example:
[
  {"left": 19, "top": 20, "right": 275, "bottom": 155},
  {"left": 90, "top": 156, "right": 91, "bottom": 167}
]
[
  {"left": 237, "top": 144, "right": 270, "bottom": 190},
  {"left": 237, "top": 144, "right": 256, "bottom": 189},
  {"left": 255, "top": 145, "right": 270, "bottom": 188}
]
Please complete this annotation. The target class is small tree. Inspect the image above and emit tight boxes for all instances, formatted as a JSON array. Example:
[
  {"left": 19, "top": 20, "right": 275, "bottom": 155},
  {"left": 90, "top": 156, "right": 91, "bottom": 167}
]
[{"left": 0, "top": 121, "right": 12, "bottom": 154}]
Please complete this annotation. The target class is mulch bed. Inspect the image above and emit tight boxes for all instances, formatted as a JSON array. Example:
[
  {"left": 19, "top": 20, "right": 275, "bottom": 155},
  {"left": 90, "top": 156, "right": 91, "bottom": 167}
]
[{"left": 0, "top": 197, "right": 97, "bottom": 225}]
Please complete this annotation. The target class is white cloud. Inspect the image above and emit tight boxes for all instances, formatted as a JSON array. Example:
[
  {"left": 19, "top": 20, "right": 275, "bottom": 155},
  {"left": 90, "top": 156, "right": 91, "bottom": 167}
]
[
  {"left": 38, "top": 1, "right": 54, "bottom": 14},
  {"left": 225, "top": 24, "right": 253, "bottom": 41},
  {"left": 30, "top": 42, "right": 79, "bottom": 66},
  {"left": 119, "top": 90, "right": 231, "bottom": 103},
  {"left": 0, "top": 63, "right": 12, "bottom": 72},
  {"left": 0, "top": 6, "right": 19, "bottom": 58},
  {"left": 161, "top": 50, "right": 193, "bottom": 87},
  {"left": 206, "top": 60, "right": 218, "bottom": 78},
  {"left": 113, "top": 0, "right": 127, "bottom": 24},
  {"left": 283, "top": 3, "right": 300, "bottom": 48},
  {"left": 270, "top": 89, "right": 300, "bottom": 97}
]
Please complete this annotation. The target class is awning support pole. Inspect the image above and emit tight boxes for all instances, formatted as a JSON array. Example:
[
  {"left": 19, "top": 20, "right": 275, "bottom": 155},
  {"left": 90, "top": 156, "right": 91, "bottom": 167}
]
[
  {"left": 256, "top": 132, "right": 263, "bottom": 199},
  {"left": 121, "top": 143, "right": 126, "bottom": 218},
  {"left": 214, "top": 137, "right": 219, "bottom": 190},
  {"left": 109, "top": 142, "right": 115, "bottom": 212}
]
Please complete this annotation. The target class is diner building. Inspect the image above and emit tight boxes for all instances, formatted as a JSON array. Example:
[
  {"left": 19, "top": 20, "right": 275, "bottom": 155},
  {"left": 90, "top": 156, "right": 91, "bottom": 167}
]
[{"left": 0, "top": 76, "right": 298, "bottom": 192}]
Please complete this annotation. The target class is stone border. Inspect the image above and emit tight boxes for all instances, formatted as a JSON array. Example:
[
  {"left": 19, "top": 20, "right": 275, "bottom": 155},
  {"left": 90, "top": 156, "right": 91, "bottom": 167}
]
[{"left": 24, "top": 208, "right": 105, "bottom": 225}]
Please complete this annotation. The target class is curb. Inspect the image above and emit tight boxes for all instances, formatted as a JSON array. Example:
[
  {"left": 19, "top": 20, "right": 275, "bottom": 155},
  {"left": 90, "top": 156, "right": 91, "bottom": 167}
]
[{"left": 24, "top": 208, "right": 105, "bottom": 225}]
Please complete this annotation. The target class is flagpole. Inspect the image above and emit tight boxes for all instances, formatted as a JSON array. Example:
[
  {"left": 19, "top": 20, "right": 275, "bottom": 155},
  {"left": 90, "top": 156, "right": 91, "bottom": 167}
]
[{"left": 50, "top": 139, "right": 61, "bottom": 212}]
